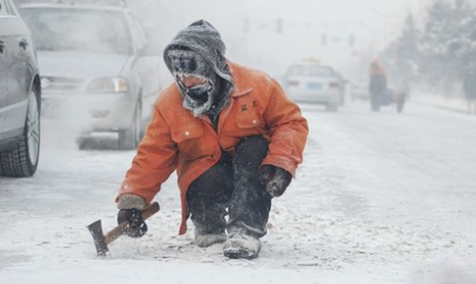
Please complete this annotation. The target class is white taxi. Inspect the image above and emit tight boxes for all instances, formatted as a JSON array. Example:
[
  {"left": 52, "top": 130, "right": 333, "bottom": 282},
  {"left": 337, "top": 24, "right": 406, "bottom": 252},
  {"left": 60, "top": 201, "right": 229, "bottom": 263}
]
[{"left": 284, "top": 60, "right": 342, "bottom": 111}]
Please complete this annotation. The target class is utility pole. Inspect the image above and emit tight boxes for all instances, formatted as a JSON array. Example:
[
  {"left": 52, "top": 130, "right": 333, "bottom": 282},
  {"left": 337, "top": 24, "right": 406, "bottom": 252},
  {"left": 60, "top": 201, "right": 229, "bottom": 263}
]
[
  {"left": 276, "top": 18, "right": 283, "bottom": 34},
  {"left": 243, "top": 18, "right": 250, "bottom": 34}
]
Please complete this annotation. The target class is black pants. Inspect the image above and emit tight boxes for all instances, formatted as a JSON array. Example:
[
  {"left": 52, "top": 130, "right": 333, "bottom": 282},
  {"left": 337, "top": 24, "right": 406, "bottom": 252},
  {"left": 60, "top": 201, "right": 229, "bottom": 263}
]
[{"left": 186, "top": 136, "right": 271, "bottom": 239}]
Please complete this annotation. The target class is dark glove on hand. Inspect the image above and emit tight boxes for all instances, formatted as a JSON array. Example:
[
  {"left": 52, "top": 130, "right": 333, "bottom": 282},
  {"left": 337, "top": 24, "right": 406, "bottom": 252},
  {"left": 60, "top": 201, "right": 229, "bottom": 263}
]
[
  {"left": 258, "top": 165, "right": 292, "bottom": 197},
  {"left": 117, "top": 208, "right": 148, "bottom": 238}
]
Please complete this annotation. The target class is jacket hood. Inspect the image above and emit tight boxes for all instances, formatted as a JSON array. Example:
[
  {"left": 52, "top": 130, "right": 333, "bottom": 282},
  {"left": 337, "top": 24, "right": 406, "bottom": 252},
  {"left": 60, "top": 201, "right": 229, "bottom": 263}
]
[{"left": 163, "top": 20, "right": 233, "bottom": 85}]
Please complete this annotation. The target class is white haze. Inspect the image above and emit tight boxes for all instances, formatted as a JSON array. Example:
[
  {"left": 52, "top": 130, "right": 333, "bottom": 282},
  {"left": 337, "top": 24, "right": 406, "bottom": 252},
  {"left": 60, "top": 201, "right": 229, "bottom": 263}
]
[
  {"left": 130, "top": 0, "right": 432, "bottom": 81},
  {"left": 22, "top": 0, "right": 435, "bottom": 148},
  {"left": 2, "top": 1, "right": 476, "bottom": 283}
]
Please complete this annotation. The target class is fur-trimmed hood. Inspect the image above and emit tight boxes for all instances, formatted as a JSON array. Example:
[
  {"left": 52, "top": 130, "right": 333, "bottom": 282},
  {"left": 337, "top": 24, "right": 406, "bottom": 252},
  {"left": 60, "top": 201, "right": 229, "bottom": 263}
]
[
  {"left": 163, "top": 20, "right": 234, "bottom": 118},
  {"left": 163, "top": 20, "right": 234, "bottom": 88}
]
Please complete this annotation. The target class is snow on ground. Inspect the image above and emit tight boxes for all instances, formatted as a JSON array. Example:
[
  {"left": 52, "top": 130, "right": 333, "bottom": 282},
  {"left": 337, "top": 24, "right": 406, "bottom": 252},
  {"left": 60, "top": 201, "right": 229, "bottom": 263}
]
[
  {"left": 1, "top": 100, "right": 476, "bottom": 284},
  {"left": 411, "top": 90, "right": 473, "bottom": 114}
]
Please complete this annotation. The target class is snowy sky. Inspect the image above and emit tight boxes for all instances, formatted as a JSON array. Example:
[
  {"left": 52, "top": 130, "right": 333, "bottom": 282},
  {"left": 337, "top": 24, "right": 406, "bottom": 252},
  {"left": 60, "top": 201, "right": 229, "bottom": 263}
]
[
  {"left": 125, "top": 0, "right": 445, "bottom": 82},
  {"left": 242, "top": 0, "right": 420, "bottom": 22},
  {"left": 135, "top": 0, "right": 433, "bottom": 78}
]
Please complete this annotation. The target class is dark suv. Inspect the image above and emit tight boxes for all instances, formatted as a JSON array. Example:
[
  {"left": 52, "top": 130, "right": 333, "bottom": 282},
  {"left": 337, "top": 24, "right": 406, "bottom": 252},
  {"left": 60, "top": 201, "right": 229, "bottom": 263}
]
[{"left": 0, "top": 0, "right": 42, "bottom": 177}]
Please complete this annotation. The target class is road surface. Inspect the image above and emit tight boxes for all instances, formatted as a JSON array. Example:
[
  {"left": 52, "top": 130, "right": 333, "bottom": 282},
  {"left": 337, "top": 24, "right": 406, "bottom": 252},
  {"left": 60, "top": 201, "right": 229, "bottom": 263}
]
[{"left": 1, "top": 101, "right": 475, "bottom": 284}]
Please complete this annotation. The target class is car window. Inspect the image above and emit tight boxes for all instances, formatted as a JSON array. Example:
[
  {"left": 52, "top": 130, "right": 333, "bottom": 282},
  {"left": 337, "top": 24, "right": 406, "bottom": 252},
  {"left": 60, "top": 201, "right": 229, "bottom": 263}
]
[
  {"left": 4, "top": 0, "right": 16, "bottom": 16},
  {"left": 126, "top": 13, "right": 144, "bottom": 51},
  {"left": 0, "top": 0, "right": 8, "bottom": 16},
  {"left": 21, "top": 8, "right": 133, "bottom": 55},
  {"left": 133, "top": 16, "right": 148, "bottom": 44},
  {"left": 287, "top": 65, "right": 335, "bottom": 77}
]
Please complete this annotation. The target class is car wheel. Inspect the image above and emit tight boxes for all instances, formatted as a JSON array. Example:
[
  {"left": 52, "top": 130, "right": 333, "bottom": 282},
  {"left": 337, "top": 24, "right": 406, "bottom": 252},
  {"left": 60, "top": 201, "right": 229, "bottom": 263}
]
[
  {"left": 0, "top": 90, "right": 41, "bottom": 177},
  {"left": 118, "top": 100, "right": 142, "bottom": 150}
]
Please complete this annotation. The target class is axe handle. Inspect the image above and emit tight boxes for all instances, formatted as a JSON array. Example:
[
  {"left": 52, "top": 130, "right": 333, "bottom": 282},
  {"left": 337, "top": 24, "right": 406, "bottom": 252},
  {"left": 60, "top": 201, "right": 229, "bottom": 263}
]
[{"left": 104, "top": 202, "right": 160, "bottom": 245}]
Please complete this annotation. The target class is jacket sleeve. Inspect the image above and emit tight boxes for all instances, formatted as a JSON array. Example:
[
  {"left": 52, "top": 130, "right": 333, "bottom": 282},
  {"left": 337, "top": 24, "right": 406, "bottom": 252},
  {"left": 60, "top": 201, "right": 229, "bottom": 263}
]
[
  {"left": 262, "top": 78, "right": 309, "bottom": 176},
  {"left": 115, "top": 103, "right": 178, "bottom": 205}
]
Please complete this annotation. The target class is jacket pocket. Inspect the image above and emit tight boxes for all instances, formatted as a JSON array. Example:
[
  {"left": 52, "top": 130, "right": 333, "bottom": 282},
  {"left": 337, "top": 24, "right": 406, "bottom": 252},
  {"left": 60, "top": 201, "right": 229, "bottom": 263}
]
[
  {"left": 236, "top": 112, "right": 263, "bottom": 129},
  {"left": 171, "top": 125, "right": 204, "bottom": 142},
  {"left": 171, "top": 125, "right": 205, "bottom": 161}
]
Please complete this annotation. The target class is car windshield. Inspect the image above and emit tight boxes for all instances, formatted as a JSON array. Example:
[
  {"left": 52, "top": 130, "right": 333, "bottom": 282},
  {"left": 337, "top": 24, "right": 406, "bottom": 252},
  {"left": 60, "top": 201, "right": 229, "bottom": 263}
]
[
  {"left": 287, "top": 65, "right": 335, "bottom": 77},
  {"left": 21, "top": 8, "right": 132, "bottom": 55}
]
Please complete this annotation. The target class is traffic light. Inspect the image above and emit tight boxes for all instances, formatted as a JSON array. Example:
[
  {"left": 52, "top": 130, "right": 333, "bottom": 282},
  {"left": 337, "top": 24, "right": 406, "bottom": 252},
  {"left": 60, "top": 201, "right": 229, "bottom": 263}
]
[
  {"left": 276, "top": 18, "right": 283, "bottom": 34},
  {"left": 321, "top": 33, "right": 327, "bottom": 46},
  {"left": 349, "top": 34, "right": 355, "bottom": 47},
  {"left": 243, "top": 18, "right": 250, "bottom": 33}
]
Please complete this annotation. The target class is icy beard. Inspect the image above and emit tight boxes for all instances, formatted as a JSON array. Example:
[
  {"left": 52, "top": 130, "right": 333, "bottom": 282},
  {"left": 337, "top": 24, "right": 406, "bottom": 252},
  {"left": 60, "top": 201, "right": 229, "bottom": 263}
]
[{"left": 175, "top": 74, "right": 218, "bottom": 117}]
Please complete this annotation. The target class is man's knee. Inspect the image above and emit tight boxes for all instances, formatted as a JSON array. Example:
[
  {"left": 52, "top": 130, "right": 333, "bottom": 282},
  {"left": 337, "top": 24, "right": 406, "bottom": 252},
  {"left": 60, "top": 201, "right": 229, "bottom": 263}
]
[
  {"left": 235, "top": 136, "right": 269, "bottom": 161},
  {"left": 186, "top": 162, "right": 233, "bottom": 203}
]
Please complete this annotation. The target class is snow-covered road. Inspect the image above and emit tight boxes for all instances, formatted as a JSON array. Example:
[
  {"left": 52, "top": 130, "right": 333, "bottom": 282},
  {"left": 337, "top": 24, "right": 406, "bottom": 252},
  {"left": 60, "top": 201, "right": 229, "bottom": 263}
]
[{"left": 1, "top": 101, "right": 475, "bottom": 284}]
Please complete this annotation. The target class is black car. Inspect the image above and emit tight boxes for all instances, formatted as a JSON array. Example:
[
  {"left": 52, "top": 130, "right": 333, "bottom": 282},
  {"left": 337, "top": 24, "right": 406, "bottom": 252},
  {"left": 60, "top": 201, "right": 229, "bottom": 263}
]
[{"left": 0, "top": 0, "right": 41, "bottom": 177}]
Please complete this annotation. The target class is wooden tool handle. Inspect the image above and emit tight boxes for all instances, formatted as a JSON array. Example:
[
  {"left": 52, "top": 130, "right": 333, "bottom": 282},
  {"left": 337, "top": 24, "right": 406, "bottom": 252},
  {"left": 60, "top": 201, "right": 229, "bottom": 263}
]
[
  {"left": 141, "top": 202, "right": 160, "bottom": 220},
  {"left": 104, "top": 202, "right": 160, "bottom": 245}
]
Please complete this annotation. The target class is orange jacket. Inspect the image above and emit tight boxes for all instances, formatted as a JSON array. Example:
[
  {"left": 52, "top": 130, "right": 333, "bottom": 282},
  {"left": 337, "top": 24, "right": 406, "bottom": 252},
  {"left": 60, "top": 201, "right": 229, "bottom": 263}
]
[{"left": 116, "top": 61, "right": 309, "bottom": 235}]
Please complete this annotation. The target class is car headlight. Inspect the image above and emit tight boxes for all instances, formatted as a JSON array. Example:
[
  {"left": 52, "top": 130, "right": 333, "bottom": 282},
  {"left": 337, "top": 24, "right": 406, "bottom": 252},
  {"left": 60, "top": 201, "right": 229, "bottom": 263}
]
[{"left": 87, "top": 77, "right": 129, "bottom": 93}]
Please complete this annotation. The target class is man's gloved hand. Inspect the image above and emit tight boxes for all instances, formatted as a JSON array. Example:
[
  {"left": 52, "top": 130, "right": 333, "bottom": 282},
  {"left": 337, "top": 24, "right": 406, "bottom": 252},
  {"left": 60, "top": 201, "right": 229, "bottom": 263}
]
[
  {"left": 117, "top": 208, "right": 148, "bottom": 238},
  {"left": 116, "top": 194, "right": 148, "bottom": 238},
  {"left": 258, "top": 165, "right": 292, "bottom": 198}
]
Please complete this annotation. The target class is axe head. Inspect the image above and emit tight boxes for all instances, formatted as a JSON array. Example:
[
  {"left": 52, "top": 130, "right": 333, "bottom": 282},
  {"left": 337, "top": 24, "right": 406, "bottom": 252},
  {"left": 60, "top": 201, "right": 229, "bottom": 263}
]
[{"left": 87, "top": 219, "right": 108, "bottom": 256}]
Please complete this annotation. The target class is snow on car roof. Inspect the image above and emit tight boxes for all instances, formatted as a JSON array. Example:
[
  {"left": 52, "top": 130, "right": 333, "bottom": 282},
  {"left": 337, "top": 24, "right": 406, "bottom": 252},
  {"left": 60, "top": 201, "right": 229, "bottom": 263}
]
[
  {"left": 20, "top": 3, "right": 126, "bottom": 13},
  {"left": 289, "top": 58, "right": 334, "bottom": 69},
  {"left": 289, "top": 61, "right": 333, "bottom": 70}
]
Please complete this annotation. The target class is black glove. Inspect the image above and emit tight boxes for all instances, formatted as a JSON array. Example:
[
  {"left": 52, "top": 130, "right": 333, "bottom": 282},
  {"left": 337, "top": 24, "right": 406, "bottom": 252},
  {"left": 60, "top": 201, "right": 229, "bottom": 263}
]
[
  {"left": 117, "top": 208, "right": 148, "bottom": 238},
  {"left": 259, "top": 165, "right": 292, "bottom": 197}
]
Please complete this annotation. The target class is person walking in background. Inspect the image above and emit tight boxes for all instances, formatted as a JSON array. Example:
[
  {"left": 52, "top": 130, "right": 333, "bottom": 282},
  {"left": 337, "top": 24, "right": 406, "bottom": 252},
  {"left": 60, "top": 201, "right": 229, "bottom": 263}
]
[
  {"left": 368, "top": 59, "right": 387, "bottom": 112},
  {"left": 463, "top": 69, "right": 476, "bottom": 115},
  {"left": 392, "top": 75, "right": 410, "bottom": 113}
]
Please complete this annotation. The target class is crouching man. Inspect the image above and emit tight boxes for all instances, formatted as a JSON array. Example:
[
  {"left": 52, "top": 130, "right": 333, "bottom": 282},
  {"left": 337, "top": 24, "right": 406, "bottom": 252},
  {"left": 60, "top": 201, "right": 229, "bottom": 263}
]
[{"left": 115, "top": 20, "right": 308, "bottom": 259}]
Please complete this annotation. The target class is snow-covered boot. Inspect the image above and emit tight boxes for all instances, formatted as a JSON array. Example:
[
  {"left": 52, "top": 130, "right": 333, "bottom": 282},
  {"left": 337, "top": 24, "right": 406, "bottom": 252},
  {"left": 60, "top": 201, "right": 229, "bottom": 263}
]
[
  {"left": 223, "top": 232, "right": 261, "bottom": 259},
  {"left": 194, "top": 227, "right": 227, "bottom": 248}
]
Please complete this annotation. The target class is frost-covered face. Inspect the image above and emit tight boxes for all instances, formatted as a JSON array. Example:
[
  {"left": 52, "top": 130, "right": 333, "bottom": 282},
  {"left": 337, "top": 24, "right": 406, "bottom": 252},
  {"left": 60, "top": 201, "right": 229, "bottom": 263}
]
[
  {"left": 167, "top": 48, "right": 219, "bottom": 116},
  {"left": 176, "top": 76, "right": 216, "bottom": 116}
]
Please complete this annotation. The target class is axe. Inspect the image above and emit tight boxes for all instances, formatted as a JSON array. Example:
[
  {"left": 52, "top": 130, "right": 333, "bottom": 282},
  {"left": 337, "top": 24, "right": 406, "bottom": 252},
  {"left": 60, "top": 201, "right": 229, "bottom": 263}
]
[{"left": 87, "top": 202, "right": 160, "bottom": 256}]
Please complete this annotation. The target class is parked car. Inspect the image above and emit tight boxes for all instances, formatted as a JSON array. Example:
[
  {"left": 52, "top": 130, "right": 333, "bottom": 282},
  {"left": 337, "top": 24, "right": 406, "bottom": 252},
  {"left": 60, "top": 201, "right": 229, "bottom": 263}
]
[
  {"left": 0, "top": 0, "right": 41, "bottom": 177},
  {"left": 284, "top": 59, "right": 342, "bottom": 111},
  {"left": 19, "top": 1, "right": 162, "bottom": 149},
  {"left": 349, "top": 80, "right": 370, "bottom": 101}
]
